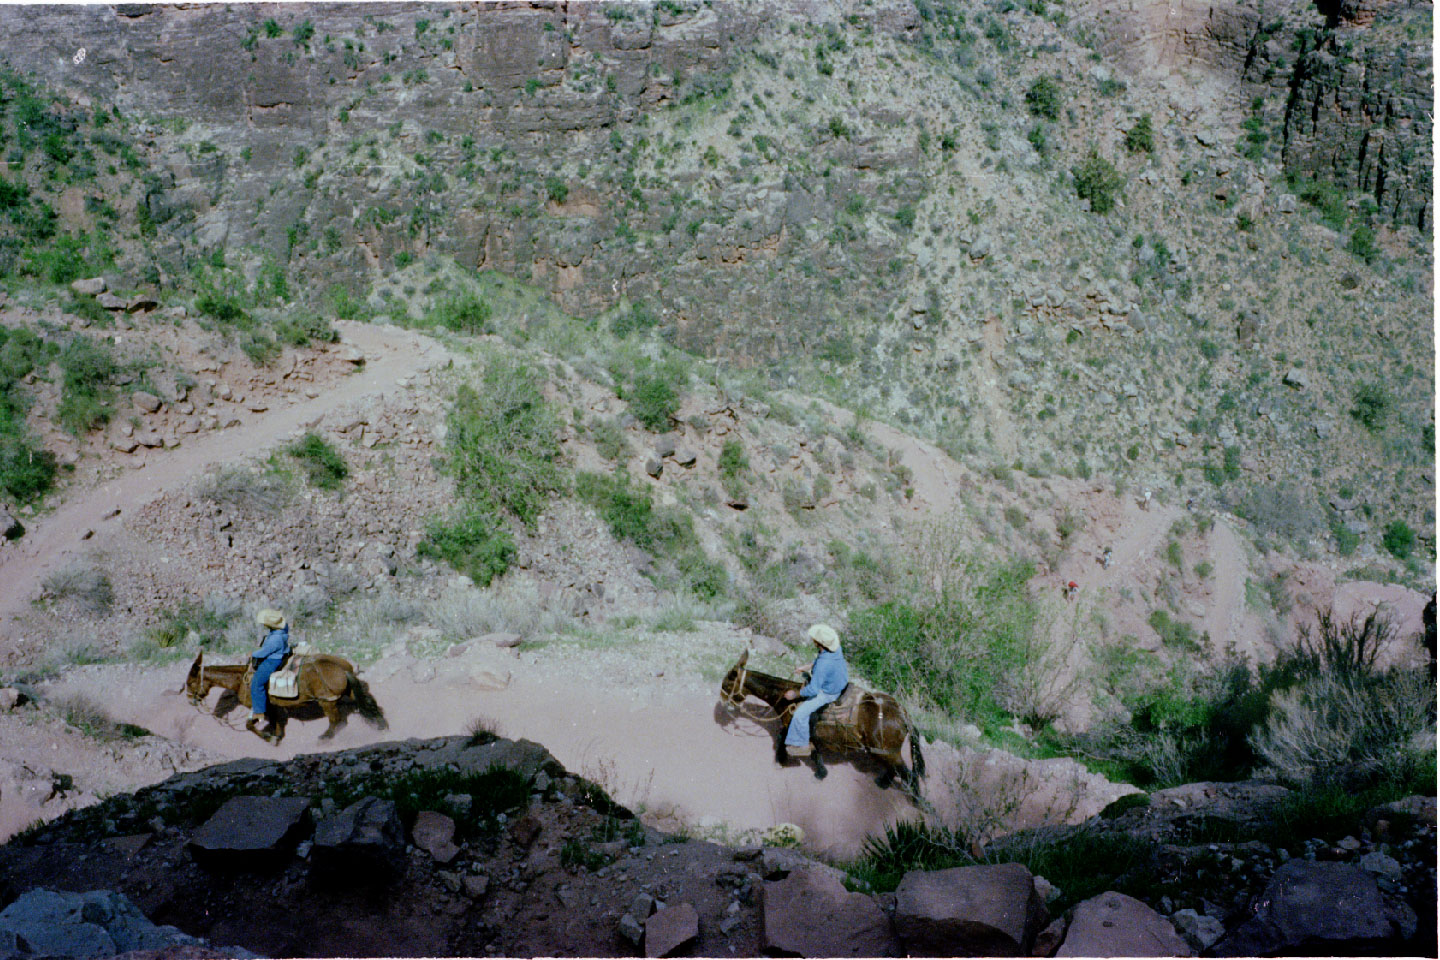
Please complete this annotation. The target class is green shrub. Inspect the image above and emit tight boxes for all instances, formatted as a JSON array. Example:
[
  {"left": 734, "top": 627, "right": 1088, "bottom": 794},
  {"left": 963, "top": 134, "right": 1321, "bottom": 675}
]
[
  {"left": 1147, "top": 609, "right": 1201, "bottom": 651},
  {"left": 848, "top": 559, "right": 1037, "bottom": 730},
  {"left": 239, "top": 332, "right": 280, "bottom": 366},
  {"left": 286, "top": 433, "right": 348, "bottom": 490},
  {"left": 65, "top": 296, "right": 111, "bottom": 328},
  {"left": 1124, "top": 114, "right": 1154, "bottom": 153},
  {"left": 147, "top": 601, "right": 234, "bottom": 649},
  {"left": 329, "top": 285, "right": 370, "bottom": 322},
  {"left": 1381, "top": 520, "right": 1414, "bottom": 560},
  {"left": 718, "top": 438, "right": 749, "bottom": 498},
  {"left": 1332, "top": 520, "right": 1361, "bottom": 556},
  {"left": 273, "top": 312, "right": 337, "bottom": 347},
  {"left": 1347, "top": 224, "right": 1377, "bottom": 264},
  {"left": 444, "top": 358, "right": 564, "bottom": 528},
  {"left": 589, "top": 418, "right": 630, "bottom": 462},
  {"left": 1072, "top": 151, "right": 1123, "bottom": 214},
  {"left": 26, "top": 234, "right": 94, "bottom": 284},
  {"left": 418, "top": 508, "right": 516, "bottom": 587},
  {"left": 1350, "top": 382, "right": 1389, "bottom": 431},
  {"left": 56, "top": 335, "right": 118, "bottom": 435},
  {"left": 628, "top": 373, "right": 680, "bottom": 432},
  {"left": 611, "top": 303, "right": 659, "bottom": 339},
  {"left": 894, "top": 205, "right": 917, "bottom": 230},
  {"left": 574, "top": 471, "right": 690, "bottom": 554},
  {"left": 545, "top": 177, "right": 569, "bottom": 204},
  {"left": 1025, "top": 76, "right": 1061, "bottom": 120},
  {"left": 426, "top": 291, "right": 492, "bottom": 334}
]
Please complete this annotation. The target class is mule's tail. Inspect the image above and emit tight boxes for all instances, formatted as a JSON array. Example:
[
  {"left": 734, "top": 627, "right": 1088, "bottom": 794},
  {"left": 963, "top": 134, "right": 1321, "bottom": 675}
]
[
  {"left": 348, "top": 673, "right": 388, "bottom": 730},
  {"left": 909, "top": 727, "right": 926, "bottom": 781}
]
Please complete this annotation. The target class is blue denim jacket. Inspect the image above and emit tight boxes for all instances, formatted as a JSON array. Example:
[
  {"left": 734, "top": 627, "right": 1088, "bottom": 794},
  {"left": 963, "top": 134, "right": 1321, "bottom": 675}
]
[
  {"left": 797, "top": 648, "right": 847, "bottom": 698},
  {"left": 252, "top": 626, "right": 290, "bottom": 662}
]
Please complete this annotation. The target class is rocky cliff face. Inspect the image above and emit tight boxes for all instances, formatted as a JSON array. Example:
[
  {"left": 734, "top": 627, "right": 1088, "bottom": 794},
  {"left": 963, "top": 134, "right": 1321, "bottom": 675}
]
[
  {"left": 0, "top": 1, "right": 926, "bottom": 361},
  {"left": 1078, "top": 0, "right": 1431, "bottom": 229}
]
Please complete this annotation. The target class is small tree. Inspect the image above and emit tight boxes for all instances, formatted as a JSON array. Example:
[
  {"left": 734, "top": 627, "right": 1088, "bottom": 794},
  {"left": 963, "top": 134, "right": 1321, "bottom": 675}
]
[
  {"left": 1025, "top": 76, "right": 1062, "bottom": 120},
  {"left": 1072, "top": 151, "right": 1123, "bottom": 214},
  {"left": 1124, "top": 114, "right": 1154, "bottom": 154}
]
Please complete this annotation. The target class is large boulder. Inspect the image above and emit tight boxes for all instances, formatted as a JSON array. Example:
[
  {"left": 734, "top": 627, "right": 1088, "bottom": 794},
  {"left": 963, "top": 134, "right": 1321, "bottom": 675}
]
[
  {"left": 761, "top": 866, "right": 899, "bottom": 957},
  {"left": 0, "top": 888, "right": 226, "bottom": 958},
  {"left": 411, "top": 810, "right": 460, "bottom": 864},
  {"left": 310, "top": 797, "right": 405, "bottom": 880},
  {"left": 644, "top": 901, "right": 699, "bottom": 957},
  {"left": 1212, "top": 860, "right": 1402, "bottom": 956},
  {"left": 186, "top": 796, "right": 311, "bottom": 867},
  {"left": 894, "top": 863, "right": 1045, "bottom": 956},
  {"left": 1056, "top": 891, "right": 1192, "bottom": 957}
]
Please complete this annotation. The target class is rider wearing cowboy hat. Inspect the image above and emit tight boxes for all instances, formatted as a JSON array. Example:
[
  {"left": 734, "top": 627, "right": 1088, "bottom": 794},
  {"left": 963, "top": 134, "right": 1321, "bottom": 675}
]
[
  {"left": 247, "top": 608, "right": 290, "bottom": 735},
  {"left": 781, "top": 623, "right": 848, "bottom": 759}
]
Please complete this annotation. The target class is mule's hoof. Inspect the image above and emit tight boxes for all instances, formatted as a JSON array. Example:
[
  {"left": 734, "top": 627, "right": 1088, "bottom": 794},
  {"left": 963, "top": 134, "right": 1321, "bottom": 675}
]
[{"left": 813, "top": 766, "right": 828, "bottom": 780}]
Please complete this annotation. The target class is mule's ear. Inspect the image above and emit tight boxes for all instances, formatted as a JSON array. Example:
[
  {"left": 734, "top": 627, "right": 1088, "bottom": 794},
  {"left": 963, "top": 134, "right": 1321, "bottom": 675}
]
[
  {"left": 738, "top": 648, "right": 749, "bottom": 666},
  {"left": 190, "top": 650, "right": 202, "bottom": 668}
]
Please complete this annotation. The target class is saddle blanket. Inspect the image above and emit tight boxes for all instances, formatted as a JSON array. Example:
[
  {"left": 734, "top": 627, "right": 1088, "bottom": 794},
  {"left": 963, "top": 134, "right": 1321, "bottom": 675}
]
[
  {"left": 812, "top": 682, "right": 882, "bottom": 746},
  {"left": 267, "top": 645, "right": 313, "bottom": 698}
]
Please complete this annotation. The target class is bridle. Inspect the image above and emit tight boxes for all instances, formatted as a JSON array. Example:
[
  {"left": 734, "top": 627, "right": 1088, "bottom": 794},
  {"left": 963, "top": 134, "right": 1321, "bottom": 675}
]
[{"left": 721, "top": 661, "right": 793, "bottom": 724}]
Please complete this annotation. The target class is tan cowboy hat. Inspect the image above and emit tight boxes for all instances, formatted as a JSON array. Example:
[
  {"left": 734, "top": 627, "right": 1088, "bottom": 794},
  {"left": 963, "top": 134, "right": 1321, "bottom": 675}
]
[
  {"left": 807, "top": 623, "right": 840, "bottom": 651},
  {"left": 256, "top": 608, "right": 287, "bottom": 630}
]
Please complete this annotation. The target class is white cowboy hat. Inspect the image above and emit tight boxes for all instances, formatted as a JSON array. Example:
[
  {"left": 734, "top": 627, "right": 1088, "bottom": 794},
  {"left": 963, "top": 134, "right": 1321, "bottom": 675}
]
[
  {"left": 256, "top": 608, "right": 287, "bottom": 630},
  {"left": 807, "top": 623, "right": 840, "bottom": 651}
]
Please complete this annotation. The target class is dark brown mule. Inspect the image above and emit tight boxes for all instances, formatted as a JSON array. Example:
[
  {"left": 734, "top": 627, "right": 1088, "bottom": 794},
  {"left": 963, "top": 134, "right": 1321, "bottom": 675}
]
[
  {"left": 184, "top": 651, "right": 387, "bottom": 744},
  {"left": 718, "top": 649, "right": 925, "bottom": 791}
]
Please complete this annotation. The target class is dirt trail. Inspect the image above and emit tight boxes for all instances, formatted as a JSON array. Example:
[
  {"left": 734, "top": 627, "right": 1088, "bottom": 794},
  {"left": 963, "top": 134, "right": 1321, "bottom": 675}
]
[
  {"left": 0, "top": 323, "right": 451, "bottom": 641},
  {"left": 42, "top": 660, "right": 920, "bottom": 858}
]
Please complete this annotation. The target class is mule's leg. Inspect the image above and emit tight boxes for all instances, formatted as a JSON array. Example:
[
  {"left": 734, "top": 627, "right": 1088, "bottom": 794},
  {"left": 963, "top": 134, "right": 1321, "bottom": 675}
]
[
  {"left": 875, "top": 762, "right": 897, "bottom": 789},
  {"left": 810, "top": 734, "right": 828, "bottom": 780},
  {"left": 774, "top": 733, "right": 791, "bottom": 767},
  {"left": 319, "top": 699, "right": 342, "bottom": 740},
  {"left": 269, "top": 715, "right": 285, "bottom": 745}
]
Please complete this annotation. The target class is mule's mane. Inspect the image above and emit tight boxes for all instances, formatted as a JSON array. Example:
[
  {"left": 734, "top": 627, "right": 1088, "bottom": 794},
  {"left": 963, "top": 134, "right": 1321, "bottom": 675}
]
[{"left": 736, "top": 665, "right": 802, "bottom": 705}]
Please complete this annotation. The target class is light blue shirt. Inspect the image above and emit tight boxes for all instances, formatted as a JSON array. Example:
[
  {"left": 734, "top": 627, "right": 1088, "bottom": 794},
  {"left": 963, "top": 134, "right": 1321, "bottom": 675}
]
[
  {"left": 252, "top": 626, "right": 290, "bottom": 662},
  {"left": 797, "top": 648, "right": 847, "bottom": 699}
]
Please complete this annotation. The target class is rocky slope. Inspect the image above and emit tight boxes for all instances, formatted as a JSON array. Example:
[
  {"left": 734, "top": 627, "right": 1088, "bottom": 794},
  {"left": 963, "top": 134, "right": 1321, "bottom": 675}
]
[
  {"left": 0, "top": 0, "right": 1431, "bottom": 552},
  {"left": 0, "top": 733, "right": 1432, "bottom": 957}
]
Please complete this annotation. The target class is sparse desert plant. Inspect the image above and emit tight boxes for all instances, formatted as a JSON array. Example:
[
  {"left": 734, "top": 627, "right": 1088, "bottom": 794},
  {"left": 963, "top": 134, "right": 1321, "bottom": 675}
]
[
  {"left": 466, "top": 714, "right": 502, "bottom": 746},
  {"left": 1249, "top": 666, "right": 1434, "bottom": 788},
  {"left": 589, "top": 417, "right": 630, "bottom": 462},
  {"left": 287, "top": 432, "right": 348, "bottom": 490},
  {"left": 1349, "top": 382, "right": 1389, "bottom": 432},
  {"left": 52, "top": 693, "right": 151, "bottom": 741},
  {"left": 196, "top": 464, "right": 293, "bottom": 514},
  {"left": 41, "top": 563, "right": 113, "bottom": 614}
]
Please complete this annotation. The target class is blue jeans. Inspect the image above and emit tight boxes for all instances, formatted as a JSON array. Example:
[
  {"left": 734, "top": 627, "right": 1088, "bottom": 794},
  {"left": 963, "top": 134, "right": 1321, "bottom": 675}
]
[
  {"left": 785, "top": 692, "right": 838, "bottom": 747},
  {"left": 251, "top": 658, "right": 282, "bottom": 716}
]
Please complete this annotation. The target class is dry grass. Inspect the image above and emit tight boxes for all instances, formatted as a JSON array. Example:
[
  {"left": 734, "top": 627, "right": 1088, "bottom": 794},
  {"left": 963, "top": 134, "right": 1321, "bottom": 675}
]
[
  {"left": 40, "top": 563, "right": 114, "bottom": 615},
  {"left": 427, "top": 578, "right": 576, "bottom": 641},
  {"left": 196, "top": 464, "right": 293, "bottom": 515},
  {"left": 1249, "top": 668, "right": 1434, "bottom": 786}
]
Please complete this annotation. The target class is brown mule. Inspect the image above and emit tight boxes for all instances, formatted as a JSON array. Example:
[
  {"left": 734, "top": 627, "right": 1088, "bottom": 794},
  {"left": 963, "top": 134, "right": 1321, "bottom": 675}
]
[
  {"left": 718, "top": 649, "right": 925, "bottom": 792},
  {"left": 184, "top": 651, "right": 387, "bottom": 744}
]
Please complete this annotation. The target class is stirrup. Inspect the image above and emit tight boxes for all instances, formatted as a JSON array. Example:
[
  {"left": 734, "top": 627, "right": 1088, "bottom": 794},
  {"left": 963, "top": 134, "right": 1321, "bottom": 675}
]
[{"left": 786, "top": 744, "right": 812, "bottom": 758}]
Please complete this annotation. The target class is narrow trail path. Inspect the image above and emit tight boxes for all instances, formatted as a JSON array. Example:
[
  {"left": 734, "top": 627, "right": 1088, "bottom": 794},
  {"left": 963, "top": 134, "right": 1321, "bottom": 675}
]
[
  {"left": 42, "top": 660, "right": 919, "bottom": 858},
  {"left": 0, "top": 323, "right": 451, "bottom": 642}
]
